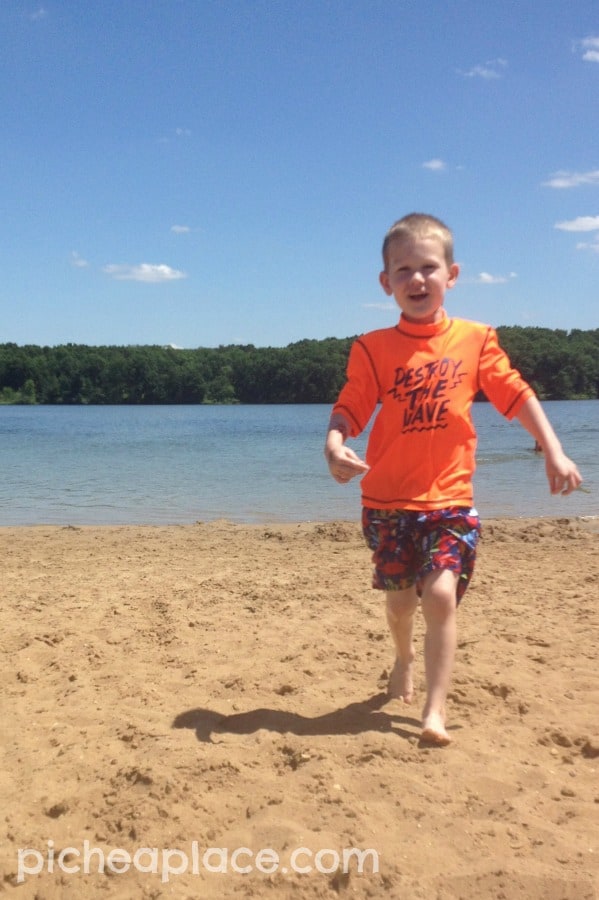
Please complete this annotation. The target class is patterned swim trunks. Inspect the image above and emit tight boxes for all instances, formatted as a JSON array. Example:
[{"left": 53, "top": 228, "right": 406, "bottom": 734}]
[{"left": 361, "top": 507, "right": 481, "bottom": 603}]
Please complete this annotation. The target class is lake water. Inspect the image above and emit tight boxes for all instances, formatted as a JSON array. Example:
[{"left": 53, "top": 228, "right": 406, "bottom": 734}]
[{"left": 0, "top": 401, "right": 596, "bottom": 526}]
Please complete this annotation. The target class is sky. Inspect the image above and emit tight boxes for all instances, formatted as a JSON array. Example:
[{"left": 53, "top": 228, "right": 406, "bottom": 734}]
[{"left": 1, "top": 0, "right": 598, "bottom": 349}]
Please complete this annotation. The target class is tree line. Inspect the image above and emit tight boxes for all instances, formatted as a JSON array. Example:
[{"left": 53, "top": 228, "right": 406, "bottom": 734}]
[{"left": 0, "top": 326, "right": 597, "bottom": 405}]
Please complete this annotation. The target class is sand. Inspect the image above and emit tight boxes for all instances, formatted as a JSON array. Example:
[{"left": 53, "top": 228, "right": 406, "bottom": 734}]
[{"left": 1, "top": 517, "right": 598, "bottom": 900}]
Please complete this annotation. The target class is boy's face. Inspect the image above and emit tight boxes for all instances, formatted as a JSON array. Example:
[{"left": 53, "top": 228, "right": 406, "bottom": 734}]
[{"left": 379, "top": 235, "right": 459, "bottom": 324}]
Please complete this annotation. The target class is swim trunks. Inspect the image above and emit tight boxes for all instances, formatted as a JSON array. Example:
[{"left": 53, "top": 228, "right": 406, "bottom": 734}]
[{"left": 361, "top": 506, "right": 481, "bottom": 603}]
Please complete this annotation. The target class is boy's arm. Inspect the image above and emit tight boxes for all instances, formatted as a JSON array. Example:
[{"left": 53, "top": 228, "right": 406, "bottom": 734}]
[
  {"left": 516, "top": 396, "right": 583, "bottom": 495},
  {"left": 324, "top": 413, "right": 369, "bottom": 484}
]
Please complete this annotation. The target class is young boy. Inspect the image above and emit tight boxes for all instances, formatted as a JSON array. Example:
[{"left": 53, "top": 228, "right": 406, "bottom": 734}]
[{"left": 325, "top": 213, "right": 582, "bottom": 746}]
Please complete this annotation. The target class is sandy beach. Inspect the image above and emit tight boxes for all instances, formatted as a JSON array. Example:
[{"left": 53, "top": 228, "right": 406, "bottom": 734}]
[{"left": 1, "top": 517, "right": 598, "bottom": 899}]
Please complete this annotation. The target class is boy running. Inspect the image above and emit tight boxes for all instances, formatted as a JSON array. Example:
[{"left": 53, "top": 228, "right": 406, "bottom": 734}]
[{"left": 325, "top": 213, "right": 582, "bottom": 745}]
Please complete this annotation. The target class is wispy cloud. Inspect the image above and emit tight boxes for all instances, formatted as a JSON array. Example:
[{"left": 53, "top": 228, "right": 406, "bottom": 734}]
[
  {"left": 363, "top": 302, "right": 395, "bottom": 311},
  {"left": 578, "top": 36, "right": 599, "bottom": 63},
  {"left": 555, "top": 216, "right": 599, "bottom": 251},
  {"left": 576, "top": 237, "right": 599, "bottom": 252},
  {"left": 474, "top": 272, "right": 517, "bottom": 285},
  {"left": 543, "top": 169, "right": 599, "bottom": 188},
  {"left": 170, "top": 225, "right": 191, "bottom": 234},
  {"left": 458, "top": 58, "right": 507, "bottom": 79},
  {"left": 157, "top": 127, "right": 192, "bottom": 145},
  {"left": 28, "top": 7, "right": 47, "bottom": 20},
  {"left": 554, "top": 216, "right": 599, "bottom": 232},
  {"left": 103, "top": 263, "right": 187, "bottom": 283},
  {"left": 422, "top": 158, "right": 446, "bottom": 172},
  {"left": 70, "top": 251, "right": 89, "bottom": 269}
]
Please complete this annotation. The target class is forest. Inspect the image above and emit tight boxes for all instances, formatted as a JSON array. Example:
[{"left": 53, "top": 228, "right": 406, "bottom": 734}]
[{"left": 0, "top": 326, "right": 597, "bottom": 405}]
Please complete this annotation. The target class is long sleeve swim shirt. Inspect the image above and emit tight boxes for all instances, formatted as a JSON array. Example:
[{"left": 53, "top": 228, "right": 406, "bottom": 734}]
[{"left": 332, "top": 311, "right": 535, "bottom": 511}]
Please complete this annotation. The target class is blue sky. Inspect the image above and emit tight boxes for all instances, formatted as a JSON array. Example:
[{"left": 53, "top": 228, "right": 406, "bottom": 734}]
[{"left": 2, "top": 0, "right": 598, "bottom": 348}]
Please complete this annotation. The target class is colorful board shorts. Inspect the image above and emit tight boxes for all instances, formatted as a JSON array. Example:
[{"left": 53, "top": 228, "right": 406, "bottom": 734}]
[{"left": 361, "top": 507, "right": 481, "bottom": 604}]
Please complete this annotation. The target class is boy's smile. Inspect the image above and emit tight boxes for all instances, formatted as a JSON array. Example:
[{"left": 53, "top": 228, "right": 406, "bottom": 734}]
[{"left": 379, "top": 235, "right": 459, "bottom": 324}]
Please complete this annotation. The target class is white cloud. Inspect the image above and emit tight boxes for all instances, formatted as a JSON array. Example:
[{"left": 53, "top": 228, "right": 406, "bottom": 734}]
[
  {"left": 363, "top": 302, "right": 395, "bottom": 311},
  {"left": 475, "top": 272, "right": 517, "bottom": 285},
  {"left": 543, "top": 169, "right": 599, "bottom": 188},
  {"left": 157, "top": 128, "right": 192, "bottom": 144},
  {"left": 554, "top": 216, "right": 599, "bottom": 232},
  {"left": 580, "top": 36, "right": 599, "bottom": 62},
  {"left": 422, "top": 158, "right": 446, "bottom": 172},
  {"left": 70, "top": 251, "right": 89, "bottom": 268},
  {"left": 103, "top": 263, "right": 187, "bottom": 283},
  {"left": 459, "top": 58, "right": 507, "bottom": 79},
  {"left": 28, "top": 7, "right": 47, "bottom": 20},
  {"left": 171, "top": 224, "right": 191, "bottom": 234},
  {"left": 576, "top": 238, "right": 599, "bottom": 252}
]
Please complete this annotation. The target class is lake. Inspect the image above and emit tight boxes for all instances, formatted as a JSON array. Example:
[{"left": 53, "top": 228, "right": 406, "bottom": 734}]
[{"left": 0, "top": 401, "right": 596, "bottom": 525}]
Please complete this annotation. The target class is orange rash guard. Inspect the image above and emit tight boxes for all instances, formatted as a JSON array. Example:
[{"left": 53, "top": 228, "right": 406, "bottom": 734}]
[{"left": 332, "top": 311, "right": 535, "bottom": 511}]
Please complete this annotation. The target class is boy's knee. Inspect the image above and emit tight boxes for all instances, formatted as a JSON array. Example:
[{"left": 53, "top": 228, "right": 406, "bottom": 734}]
[
  {"left": 385, "top": 589, "right": 418, "bottom": 620},
  {"left": 420, "top": 571, "right": 459, "bottom": 617}
]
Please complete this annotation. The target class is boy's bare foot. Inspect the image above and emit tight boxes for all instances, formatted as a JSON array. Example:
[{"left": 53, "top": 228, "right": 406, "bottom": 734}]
[
  {"left": 421, "top": 710, "right": 451, "bottom": 746},
  {"left": 387, "top": 653, "right": 414, "bottom": 703}
]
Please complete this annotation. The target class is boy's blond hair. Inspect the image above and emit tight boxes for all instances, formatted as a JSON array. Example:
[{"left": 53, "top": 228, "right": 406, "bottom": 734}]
[{"left": 382, "top": 213, "right": 454, "bottom": 269}]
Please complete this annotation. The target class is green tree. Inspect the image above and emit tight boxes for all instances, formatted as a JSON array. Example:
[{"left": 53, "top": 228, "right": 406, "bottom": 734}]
[{"left": 0, "top": 328, "right": 596, "bottom": 404}]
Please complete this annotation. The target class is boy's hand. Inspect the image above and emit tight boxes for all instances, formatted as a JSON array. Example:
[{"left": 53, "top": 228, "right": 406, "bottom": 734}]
[
  {"left": 544, "top": 450, "right": 583, "bottom": 495},
  {"left": 516, "top": 397, "right": 583, "bottom": 497},
  {"left": 326, "top": 445, "right": 370, "bottom": 484}
]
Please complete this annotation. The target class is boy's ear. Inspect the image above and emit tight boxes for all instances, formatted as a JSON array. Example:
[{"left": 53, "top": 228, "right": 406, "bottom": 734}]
[
  {"left": 447, "top": 263, "right": 460, "bottom": 288},
  {"left": 379, "top": 271, "right": 392, "bottom": 295}
]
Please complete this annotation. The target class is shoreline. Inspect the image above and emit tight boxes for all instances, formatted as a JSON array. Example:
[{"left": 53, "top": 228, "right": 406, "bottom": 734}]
[
  {"left": 2, "top": 516, "right": 598, "bottom": 898},
  {"left": 1, "top": 511, "right": 597, "bottom": 530}
]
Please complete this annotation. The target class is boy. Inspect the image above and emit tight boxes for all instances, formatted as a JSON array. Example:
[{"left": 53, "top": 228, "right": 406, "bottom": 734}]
[{"left": 325, "top": 213, "right": 582, "bottom": 746}]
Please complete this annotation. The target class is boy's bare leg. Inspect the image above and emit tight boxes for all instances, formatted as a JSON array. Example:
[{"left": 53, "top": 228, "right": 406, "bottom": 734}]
[
  {"left": 419, "top": 569, "right": 459, "bottom": 745},
  {"left": 385, "top": 588, "right": 419, "bottom": 703}
]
